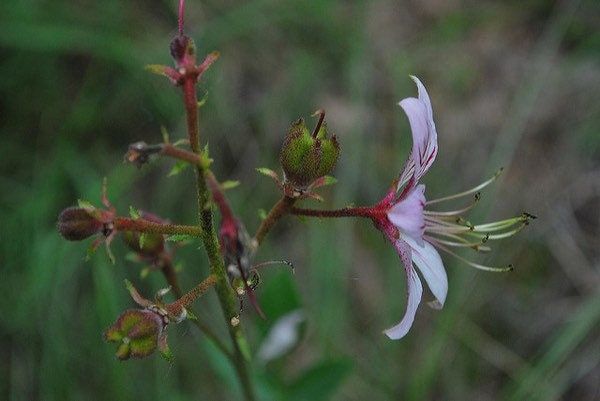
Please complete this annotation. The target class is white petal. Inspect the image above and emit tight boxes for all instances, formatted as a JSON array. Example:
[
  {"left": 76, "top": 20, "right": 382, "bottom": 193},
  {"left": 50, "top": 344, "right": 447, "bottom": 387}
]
[
  {"left": 257, "top": 310, "right": 305, "bottom": 363},
  {"left": 403, "top": 235, "right": 448, "bottom": 307},
  {"left": 383, "top": 243, "right": 423, "bottom": 340},
  {"left": 398, "top": 76, "right": 438, "bottom": 185},
  {"left": 387, "top": 184, "right": 426, "bottom": 245}
]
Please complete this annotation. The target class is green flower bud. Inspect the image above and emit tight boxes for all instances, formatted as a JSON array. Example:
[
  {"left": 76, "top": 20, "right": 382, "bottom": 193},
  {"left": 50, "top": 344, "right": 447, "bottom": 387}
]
[{"left": 279, "top": 115, "right": 340, "bottom": 191}]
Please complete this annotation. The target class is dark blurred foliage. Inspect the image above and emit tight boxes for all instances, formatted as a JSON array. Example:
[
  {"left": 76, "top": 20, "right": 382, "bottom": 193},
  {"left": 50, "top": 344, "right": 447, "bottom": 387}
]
[{"left": 1, "top": 0, "right": 599, "bottom": 400}]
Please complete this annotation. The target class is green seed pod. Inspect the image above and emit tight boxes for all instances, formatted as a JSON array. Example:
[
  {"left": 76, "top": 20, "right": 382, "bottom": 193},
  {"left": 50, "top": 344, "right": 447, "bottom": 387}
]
[
  {"left": 104, "top": 309, "right": 163, "bottom": 360},
  {"left": 279, "top": 116, "right": 340, "bottom": 190}
]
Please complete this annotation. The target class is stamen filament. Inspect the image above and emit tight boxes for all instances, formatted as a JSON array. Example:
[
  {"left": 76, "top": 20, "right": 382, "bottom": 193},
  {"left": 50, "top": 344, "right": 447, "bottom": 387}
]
[
  {"left": 464, "top": 225, "right": 527, "bottom": 240},
  {"left": 433, "top": 243, "right": 513, "bottom": 272},
  {"left": 252, "top": 260, "right": 295, "bottom": 274},
  {"left": 423, "top": 193, "right": 480, "bottom": 217},
  {"left": 424, "top": 235, "right": 491, "bottom": 252},
  {"left": 472, "top": 216, "right": 529, "bottom": 232},
  {"left": 426, "top": 168, "right": 503, "bottom": 205}
]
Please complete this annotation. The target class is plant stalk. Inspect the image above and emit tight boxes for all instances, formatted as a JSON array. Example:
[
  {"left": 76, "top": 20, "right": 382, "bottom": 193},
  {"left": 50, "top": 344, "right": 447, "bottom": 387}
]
[
  {"left": 114, "top": 217, "right": 202, "bottom": 236},
  {"left": 254, "top": 196, "right": 297, "bottom": 245},
  {"left": 182, "top": 75, "right": 256, "bottom": 401}
]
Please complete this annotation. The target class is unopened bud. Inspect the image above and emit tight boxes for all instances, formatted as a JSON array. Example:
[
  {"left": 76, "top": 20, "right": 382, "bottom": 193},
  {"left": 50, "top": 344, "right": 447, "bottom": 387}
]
[
  {"left": 104, "top": 309, "right": 164, "bottom": 360},
  {"left": 57, "top": 207, "right": 103, "bottom": 241},
  {"left": 279, "top": 116, "right": 340, "bottom": 191},
  {"left": 170, "top": 35, "right": 196, "bottom": 67}
]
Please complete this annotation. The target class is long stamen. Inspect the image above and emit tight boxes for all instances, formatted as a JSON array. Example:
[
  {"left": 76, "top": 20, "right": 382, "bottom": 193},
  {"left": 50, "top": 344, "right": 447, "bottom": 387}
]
[
  {"left": 471, "top": 214, "right": 534, "bottom": 232},
  {"left": 427, "top": 168, "right": 503, "bottom": 205},
  {"left": 424, "top": 192, "right": 481, "bottom": 218},
  {"left": 424, "top": 235, "right": 491, "bottom": 252},
  {"left": 464, "top": 224, "right": 527, "bottom": 241},
  {"left": 434, "top": 243, "right": 514, "bottom": 272},
  {"left": 252, "top": 260, "right": 295, "bottom": 274}
]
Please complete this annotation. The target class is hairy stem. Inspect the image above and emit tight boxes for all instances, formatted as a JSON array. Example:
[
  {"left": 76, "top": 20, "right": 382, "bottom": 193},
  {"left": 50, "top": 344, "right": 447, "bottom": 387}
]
[
  {"left": 114, "top": 217, "right": 202, "bottom": 236},
  {"left": 175, "top": 274, "right": 218, "bottom": 308},
  {"left": 160, "top": 260, "right": 232, "bottom": 358},
  {"left": 162, "top": 143, "right": 201, "bottom": 165},
  {"left": 254, "top": 196, "right": 297, "bottom": 245},
  {"left": 291, "top": 205, "right": 375, "bottom": 219},
  {"left": 182, "top": 76, "right": 256, "bottom": 401}
]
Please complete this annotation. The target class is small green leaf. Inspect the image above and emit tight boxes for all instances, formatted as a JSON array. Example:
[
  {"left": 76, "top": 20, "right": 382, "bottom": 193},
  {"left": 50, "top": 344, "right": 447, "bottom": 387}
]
[
  {"left": 321, "top": 176, "right": 337, "bottom": 186},
  {"left": 166, "top": 234, "right": 196, "bottom": 242},
  {"left": 158, "top": 336, "right": 174, "bottom": 362},
  {"left": 105, "top": 244, "right": 116, "bottom": 265},
  {"left": 221, "top": 180, "right": 240, "bottom": 190},
  {"left": 129, "top": 206, "right": 141, "bottom": 220},
  {"left": 167, "top": 160, "right": 189, "bottom": 177},
  {"left": 258, "top": 209, "right": 267, "bottom": 220},
  {"left": 161, "top": 126, "right": 170, "bottom": 144},
  {"left": 85, "top": 242, "right": 98, "bottom": 261},
  {"left": 77, "top": 199, "right": 95, "bottom": 212},
  {"left": 186, "top": 309, "right": 198, "bottom": 321},
  {"left": 171, "top": 139, "right": 188, "bottom": 147},
  {"left": 199, "top": 144, "right": 213, "bottom": 169},
  {"left": 197, "top": 90, "right": 209, "bottom": 108},
  {"left": 145, "top": 64, "right": 169, "bottom": 75},
  {"left": 138, "top": 233, "right": 148, "bottom": 250},
  {"left": 256, "top": 167, "right": 279, "bottom": 180}
]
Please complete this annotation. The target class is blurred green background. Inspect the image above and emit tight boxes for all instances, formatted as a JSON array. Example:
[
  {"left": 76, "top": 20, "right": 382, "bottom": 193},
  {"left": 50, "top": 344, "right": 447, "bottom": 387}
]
[{"left": 1, "top": 0, "right": 599, "bottom": 400}]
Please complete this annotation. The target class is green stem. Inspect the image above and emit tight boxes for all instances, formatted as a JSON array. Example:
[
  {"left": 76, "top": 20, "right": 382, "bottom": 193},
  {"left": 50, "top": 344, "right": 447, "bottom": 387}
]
[
  {"left": 254, "top": 196, "right": 297, "bottom": 245},
  {"left": 182, "top": 76, "right": 256, "bottom": 401},
  {"left": 114, "top": 217, "right": 202, "bottom": 236}
]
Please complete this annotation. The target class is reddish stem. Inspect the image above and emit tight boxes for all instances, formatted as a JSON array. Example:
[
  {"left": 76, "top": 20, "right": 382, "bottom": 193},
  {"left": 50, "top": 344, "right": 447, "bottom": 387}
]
[
  {"left": 162, "top": 143, "right": 201, "bottom": 165},
  {"left": 205, "top": 171, "right": 235, "bottom": 222},
  {"left": 291, "top": 205, "right": 379, "bottom": 219},
  {"left": 114, "top": 217, "right": 202, "bottom": 237},
  {"left": 254, "top": 196, "right": 297, "bottom": 245},
  {"left": 183, "top": 78, "right": 200, "bottom": 153},
  {"left": 173, "top": 274, "right": 218, "bottom": 309},
  {"left": 178, "top": 0, "right": 185, "bottom": 36}
]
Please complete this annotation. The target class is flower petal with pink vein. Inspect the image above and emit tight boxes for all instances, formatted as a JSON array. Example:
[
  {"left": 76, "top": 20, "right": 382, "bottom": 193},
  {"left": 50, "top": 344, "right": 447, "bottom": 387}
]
[
  {"left": 397, "top": 76, "right": 438, "bottom": 190},
  {"left": 403, "top": 235, "right": 448, "bottom": 308},
  {"left": 387, "top": 184, "right": 426, "bottom": 245}
]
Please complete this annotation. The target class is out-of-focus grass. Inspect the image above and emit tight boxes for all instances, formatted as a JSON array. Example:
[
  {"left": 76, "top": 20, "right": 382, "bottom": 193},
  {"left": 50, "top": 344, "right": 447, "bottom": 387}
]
[{"left": 1, "top": 0, "right": 599, "bottom": 400}]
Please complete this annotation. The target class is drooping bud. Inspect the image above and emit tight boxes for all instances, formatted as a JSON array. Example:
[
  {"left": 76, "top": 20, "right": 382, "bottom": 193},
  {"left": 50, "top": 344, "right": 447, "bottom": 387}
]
[
  {"left": 57, "top": 207, "right": 103, "bottom": 241},
  {"left": 279, "top": 112, "right": 340, "bottom": 192},
  {"left": 104, "top": 309, "right": 165, "bottom": 360},
  {"left": 122, "top": 211, "right": 166, "bottom": 257}
]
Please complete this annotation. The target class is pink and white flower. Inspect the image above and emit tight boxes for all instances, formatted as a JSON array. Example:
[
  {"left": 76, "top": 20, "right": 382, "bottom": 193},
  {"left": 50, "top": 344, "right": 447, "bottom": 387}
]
[{"left": 370, "top": 76, "right": 533, "bottom": 339}]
